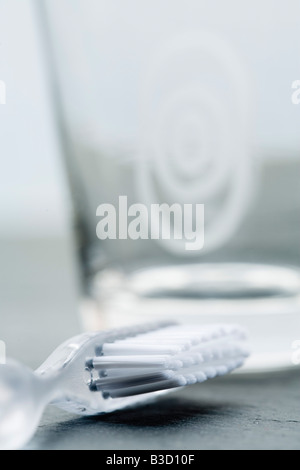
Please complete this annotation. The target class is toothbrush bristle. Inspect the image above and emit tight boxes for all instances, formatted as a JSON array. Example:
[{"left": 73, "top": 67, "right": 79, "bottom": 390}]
[{"left": 86, "top": 323, "right": 248, "bottom": 399}]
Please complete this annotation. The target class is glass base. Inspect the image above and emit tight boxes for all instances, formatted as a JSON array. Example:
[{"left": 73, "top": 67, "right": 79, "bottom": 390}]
[{"left": 81, "top": 263, "right": 300, "bottom": 374}]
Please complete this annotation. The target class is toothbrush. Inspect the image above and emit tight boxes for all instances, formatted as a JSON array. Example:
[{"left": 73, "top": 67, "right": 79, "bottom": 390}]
[{"left": 0, "top": 322, "right": 249, "bottom": 449}]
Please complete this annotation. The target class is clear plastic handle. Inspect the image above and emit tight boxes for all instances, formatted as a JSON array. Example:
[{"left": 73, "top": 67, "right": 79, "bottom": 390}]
[{"left": 0, "top": 361, "right": 52, "bottom": 450}]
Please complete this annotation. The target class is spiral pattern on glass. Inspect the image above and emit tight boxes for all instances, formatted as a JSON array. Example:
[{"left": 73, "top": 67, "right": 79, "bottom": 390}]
[{"left": 136, "top": 31, "right": 253, "bottom": 255}]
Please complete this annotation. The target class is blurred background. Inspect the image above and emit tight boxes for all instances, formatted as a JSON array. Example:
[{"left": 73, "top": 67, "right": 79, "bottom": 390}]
[
  {"left": 0, "top": 0, "right": 300, "bottom": 371},
  {"left": 0, "top": 0, "right": 80, "bottom": 367}
]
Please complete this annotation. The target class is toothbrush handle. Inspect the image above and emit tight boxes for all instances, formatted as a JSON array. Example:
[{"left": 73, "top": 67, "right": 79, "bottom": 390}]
[{"left": 0, "top": 360, "right": 54, "bottom": 450}]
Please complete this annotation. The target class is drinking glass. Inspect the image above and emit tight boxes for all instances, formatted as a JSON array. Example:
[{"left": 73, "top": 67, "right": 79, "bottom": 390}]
[{"left": 39, "top": 0, "right": 300, "bottom": 372}]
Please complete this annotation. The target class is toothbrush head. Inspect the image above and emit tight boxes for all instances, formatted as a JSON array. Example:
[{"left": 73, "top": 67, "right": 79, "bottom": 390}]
[
  {"left": 84, "top": 322, "right": 249, "bottom": 401},
  {"left": 36, "top": 322, "right": 249, "bottom": 416},
  {"left": 0, "top": 322, "right": 249, "bottom": 449}
]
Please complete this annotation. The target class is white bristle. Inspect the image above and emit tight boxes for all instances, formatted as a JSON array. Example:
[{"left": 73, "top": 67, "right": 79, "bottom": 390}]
[{"left": 87, "top": 323, "right": 249, "bottom": 398}]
